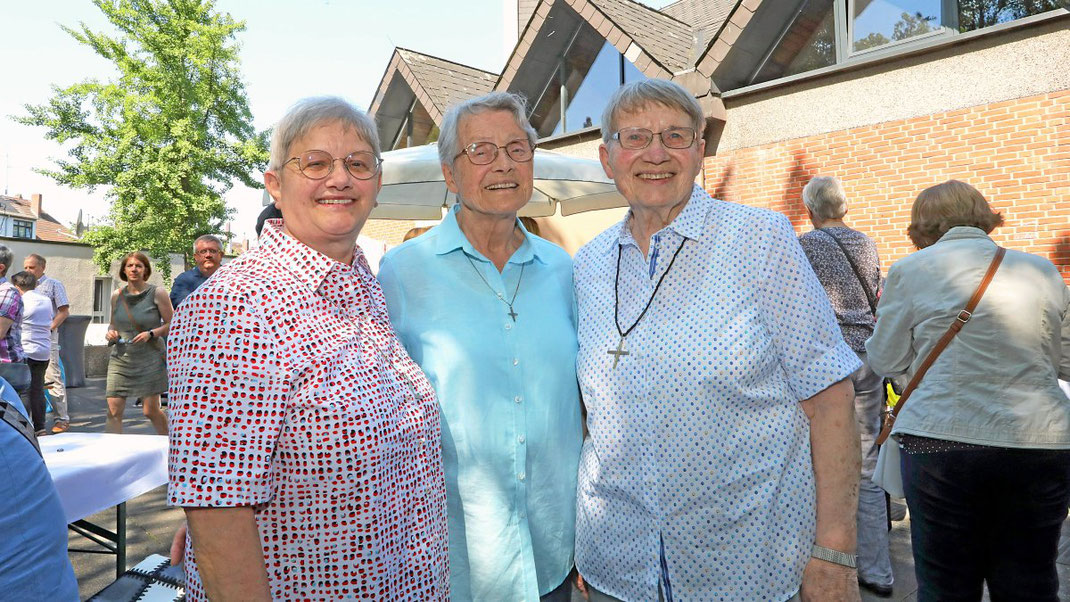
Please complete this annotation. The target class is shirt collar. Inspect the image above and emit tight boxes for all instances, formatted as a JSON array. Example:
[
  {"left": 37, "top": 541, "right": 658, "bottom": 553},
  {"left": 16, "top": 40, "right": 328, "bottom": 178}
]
[
  {"left": 934, "top": 225, "right": 994, "bottom": 245},
  {"left": 606, "top": 184, "right": 713, "bottom": 254},
  {"left": 433, "top": 204, "right": 544, "bottom": 265},
  {"left": 258, "top": 218, "right": 365, "bottom": 292}
]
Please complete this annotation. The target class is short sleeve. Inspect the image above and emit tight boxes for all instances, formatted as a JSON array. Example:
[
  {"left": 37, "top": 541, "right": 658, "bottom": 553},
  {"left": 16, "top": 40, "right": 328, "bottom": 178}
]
[
  {"left": 51, "top": 279, "right": 70, "bottom": 308},
  {"left": 0, "top": 289, "right": 20, "bottom": 322},
  {"left": 757, "top": 214, "right": 859, "bottom": 400},
  {"left": 167, "top": 284, "right": 289, "bottom": 508}
]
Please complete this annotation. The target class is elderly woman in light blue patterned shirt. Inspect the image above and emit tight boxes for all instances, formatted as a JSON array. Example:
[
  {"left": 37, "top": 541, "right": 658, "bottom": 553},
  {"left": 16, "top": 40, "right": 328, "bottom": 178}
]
[
  {"left": 573, "top": 79, "right": 863, "bottom": 602},
  {"left": 379, "top": 91, "right": 582, "bottom": 602}
]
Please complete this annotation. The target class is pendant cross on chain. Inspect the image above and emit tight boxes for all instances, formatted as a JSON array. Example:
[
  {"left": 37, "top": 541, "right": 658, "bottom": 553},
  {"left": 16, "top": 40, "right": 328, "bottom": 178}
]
[
  {"left": 607, "top": 336, "right": 630, "bottom": 369},
  {"left": 507, "top": 306, "right": 518, "bottom": 322}
]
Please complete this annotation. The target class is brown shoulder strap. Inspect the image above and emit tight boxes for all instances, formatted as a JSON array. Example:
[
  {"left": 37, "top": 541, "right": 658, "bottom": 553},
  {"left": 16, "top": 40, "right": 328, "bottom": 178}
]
[{"left": 876, "top": 247, "right": 1006, "bottom": 445}]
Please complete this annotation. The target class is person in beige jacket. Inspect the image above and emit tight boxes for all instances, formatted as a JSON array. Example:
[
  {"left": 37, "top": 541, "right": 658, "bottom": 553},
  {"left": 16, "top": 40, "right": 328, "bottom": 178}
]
[{"left": 866, "top": 180, "right": 1070, "bottom": 602}]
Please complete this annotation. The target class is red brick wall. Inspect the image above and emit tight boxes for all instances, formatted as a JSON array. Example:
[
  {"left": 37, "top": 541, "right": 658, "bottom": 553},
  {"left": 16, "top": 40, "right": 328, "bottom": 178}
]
[{"left": 704, "top": 90, "right": 1070, "bottom": 283}]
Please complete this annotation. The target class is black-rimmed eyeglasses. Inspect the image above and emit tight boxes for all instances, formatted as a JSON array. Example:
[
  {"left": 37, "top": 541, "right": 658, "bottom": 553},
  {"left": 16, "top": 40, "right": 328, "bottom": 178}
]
[
  {"left": 454, "top": 139, "right": 534, "bottom": 165},
  {"left": 613, "top": 127, "right": 697, "bottom": 150},
  {"left": 284, "top": 150, "right": 382, "bottom": 180}
]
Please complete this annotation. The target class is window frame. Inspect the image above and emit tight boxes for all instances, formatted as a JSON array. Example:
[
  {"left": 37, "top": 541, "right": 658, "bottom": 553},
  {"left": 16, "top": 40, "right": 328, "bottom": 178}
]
[
  {"left": 92, "top": 276, "right": 113, "bottom": 324},
  {"left": 11, "top": 219, "right": 34, "bottom": 239},
  {"left": 744, "top": 0, "right": 1066, "bottom": 91},
  {"left": 845, "top": 0, "right": 955, "bottom": 58}
]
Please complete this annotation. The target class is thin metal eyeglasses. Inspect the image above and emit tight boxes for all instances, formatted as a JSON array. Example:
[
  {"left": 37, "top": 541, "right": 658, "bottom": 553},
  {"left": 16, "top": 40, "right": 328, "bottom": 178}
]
[
  {"left": 284, "top": 150, "right": 382, "bottom": 180},
  {"left": 454, "top": 139, "right": 534, "bottom": 165},
  {"left": 194, "top": 248, "right": 222, "bottom": 256},
  {"left": 613, "top": 127, "right": 697, "bottom": 150}
]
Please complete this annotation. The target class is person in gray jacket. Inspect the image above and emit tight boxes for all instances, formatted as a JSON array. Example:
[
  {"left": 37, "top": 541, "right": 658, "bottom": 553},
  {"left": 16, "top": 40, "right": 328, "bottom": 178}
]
[{"left": 866, "top": 179, "right": 1070, "bottom": 601}]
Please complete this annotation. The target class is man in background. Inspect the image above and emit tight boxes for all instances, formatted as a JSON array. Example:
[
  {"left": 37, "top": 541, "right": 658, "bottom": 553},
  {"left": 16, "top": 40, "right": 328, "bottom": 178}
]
[
  {"left": 170, "top": 235, "right": 223, "bottom": 309},
  {"left": 23, "top": 254, "right": 71, "bottom": 434}
]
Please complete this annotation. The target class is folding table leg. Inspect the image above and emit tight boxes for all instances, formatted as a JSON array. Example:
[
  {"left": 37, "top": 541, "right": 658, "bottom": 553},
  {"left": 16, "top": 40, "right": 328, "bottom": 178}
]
[{"left": 116, "top": 502, "right": 127, "bottom": 578}]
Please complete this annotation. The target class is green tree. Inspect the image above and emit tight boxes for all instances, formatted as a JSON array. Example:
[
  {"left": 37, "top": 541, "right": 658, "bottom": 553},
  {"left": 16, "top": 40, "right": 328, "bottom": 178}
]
[
  {"left": 17, "top": 0, "right": 268, "bottom": 280},
  {"left": 892, "top": 11, "right": 935, "bottom": 40}
]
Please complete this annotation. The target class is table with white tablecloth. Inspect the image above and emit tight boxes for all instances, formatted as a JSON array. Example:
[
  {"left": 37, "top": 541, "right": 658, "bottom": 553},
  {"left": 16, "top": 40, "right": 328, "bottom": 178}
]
[{"left": 41, "top": 433, "right": 169, "bottom": 577}]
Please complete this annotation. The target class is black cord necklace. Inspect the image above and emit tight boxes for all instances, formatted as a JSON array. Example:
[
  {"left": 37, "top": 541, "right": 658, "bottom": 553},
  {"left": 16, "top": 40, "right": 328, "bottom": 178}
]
[{"left": 608, "top": 236, "right": 688, "bottom": 369}]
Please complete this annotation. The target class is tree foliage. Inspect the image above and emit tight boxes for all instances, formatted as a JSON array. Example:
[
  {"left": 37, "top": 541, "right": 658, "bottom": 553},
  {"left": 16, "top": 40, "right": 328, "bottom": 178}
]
[
  {"left": 17, "top": 0, "right": 268, "bottom": 280},
  {"left": 957, "top": 0, "right": 1065, "bottom": 32}
]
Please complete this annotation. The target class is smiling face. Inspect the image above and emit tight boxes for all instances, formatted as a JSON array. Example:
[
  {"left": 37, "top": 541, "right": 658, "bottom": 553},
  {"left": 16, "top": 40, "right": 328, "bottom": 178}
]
[
  {"left": 264, "top": 120, "right": 381, "bottom": 262},
  {"left": 599, "top": 103, "right": 705, "bottom": 216},
  {"left": 442, "top": 110, "right": 534, "bottom": 221}
]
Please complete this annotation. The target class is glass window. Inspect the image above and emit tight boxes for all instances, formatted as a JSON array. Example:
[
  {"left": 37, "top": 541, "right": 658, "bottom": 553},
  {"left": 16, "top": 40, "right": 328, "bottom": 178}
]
[
  {"left": 12, "top": 219, "right": 33, "bottom": 239},
  {"left": 957, "top": 0, "right": 1063, "bottom": 32},
  {"left": 556, "top": 42, "right": 647, "bottom": 136},
  {"left": 531, "top": 35, "right": 646, "bottom": 138},
  {"left": 92, "top": 277, "right": 114, "bottom": 323},
  {"left": 852, "top": 0, "right": 943, "bottom": 52},
  {"left": 752, "top": 0, "right": 837, "bottom": 85}
]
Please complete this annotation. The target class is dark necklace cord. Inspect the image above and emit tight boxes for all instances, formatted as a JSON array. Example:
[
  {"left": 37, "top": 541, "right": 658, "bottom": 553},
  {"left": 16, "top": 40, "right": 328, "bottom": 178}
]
[{"left": 614, "top": 237, "right": 687, "bottom": 339}]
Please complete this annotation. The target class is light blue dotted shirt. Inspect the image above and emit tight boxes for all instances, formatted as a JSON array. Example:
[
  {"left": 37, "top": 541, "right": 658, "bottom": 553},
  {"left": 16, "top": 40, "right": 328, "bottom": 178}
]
[
  {"left": 379, "top": 206, "right": 583, "bottom": 601},
  {"left": 574, "top": 185, "right": 860, "bottom": 601}
]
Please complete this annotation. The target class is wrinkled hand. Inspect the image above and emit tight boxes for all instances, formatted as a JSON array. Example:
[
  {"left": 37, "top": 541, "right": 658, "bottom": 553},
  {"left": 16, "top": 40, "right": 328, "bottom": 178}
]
[
  {"left": 170, "top": 522, "right": 188, "bottom": 566},
  {"left": 130, "top": 331, "right": 152, "bottom": 345},
  {"left": 800, "top": 558, "right": 860, "bottom": 602},
  {"left": 105, "top": 330, "right": 121, "bottom": 343}
]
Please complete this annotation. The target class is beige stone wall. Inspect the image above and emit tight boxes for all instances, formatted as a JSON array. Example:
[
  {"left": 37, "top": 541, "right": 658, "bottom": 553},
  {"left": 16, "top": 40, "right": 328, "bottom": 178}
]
[{"left": 718, "top": 18, "right": 1070, "bottom": 152}]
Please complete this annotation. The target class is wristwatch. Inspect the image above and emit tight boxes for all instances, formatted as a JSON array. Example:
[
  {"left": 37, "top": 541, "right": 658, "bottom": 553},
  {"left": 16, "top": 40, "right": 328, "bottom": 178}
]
[
  {"left": 811, "top": 544, "right": 857, "bottom": 568},
  {"left": 147, "top": 330, "right": 155, "bottom": 339}
]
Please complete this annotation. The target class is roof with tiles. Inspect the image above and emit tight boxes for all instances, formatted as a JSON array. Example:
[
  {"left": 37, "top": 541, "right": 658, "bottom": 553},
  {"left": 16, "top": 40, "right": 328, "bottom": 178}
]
[
  {"left": 0, "top": 195, "right": 79, "bottom": 244},
  {"left": 395, "top": 48, "right": 498, "bottom": 116},
  {"left": 589, "top": 0, "right": 696, "bottom": 73},
  {"left": 659, "top": 0, "right": 737, "bottom": 48}
]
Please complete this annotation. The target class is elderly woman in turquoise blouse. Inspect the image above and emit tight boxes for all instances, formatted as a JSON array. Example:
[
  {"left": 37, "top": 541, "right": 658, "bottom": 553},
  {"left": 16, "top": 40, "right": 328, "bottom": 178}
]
[{"left": 378, "top": 91, "right": 582, "bottom": 601}]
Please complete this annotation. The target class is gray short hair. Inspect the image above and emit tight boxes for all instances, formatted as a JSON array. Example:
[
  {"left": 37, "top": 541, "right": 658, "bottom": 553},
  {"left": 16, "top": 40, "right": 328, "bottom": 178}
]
[
  {"left": 268, "top": 96, "right": 381, "bottom": 172},
  {"left": 25, "top": 253, "right": 46, "bottom": 268},
  {"left": 10, "top": 271, "right": 36, "bottom": 291},
  {"left": 601, "top": 79, "right": 705, "bottom": 143},
  {"left": 193, "top": 234, "right": 223, "bottom": 252},
  {"left": 438, "top": 91, "right": 538, "bottom": 170},
  {"left": 0, "top": 244, "right": 11, "bottom": 275},
  {"left": 802, "top": 176, "right": 848, "bottom": 220}
]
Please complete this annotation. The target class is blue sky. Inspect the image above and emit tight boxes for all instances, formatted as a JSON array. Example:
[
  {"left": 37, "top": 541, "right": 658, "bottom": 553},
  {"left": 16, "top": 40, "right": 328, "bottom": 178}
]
[{"left": 0, "top": 0, "right": 672, "bottom": 243}]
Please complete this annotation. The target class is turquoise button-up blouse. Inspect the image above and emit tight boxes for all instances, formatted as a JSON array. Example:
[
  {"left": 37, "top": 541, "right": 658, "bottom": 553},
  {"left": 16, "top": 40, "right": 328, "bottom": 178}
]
[{"left": 379, "top": 206, "right": 583, "bottom": 601}]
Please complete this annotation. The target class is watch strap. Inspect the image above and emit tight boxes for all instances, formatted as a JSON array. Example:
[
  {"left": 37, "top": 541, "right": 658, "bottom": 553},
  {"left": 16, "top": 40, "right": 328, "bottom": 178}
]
[{"left": 811, "top": 544, "right": 857, "bottom": 568}]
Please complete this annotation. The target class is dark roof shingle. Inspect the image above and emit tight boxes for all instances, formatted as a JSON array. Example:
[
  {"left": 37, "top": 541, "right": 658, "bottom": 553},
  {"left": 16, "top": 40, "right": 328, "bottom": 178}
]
[
  {"left": 397, "top": 48, "right": 498, "bottom": 115},
  {"left": 590, "top": 0, "right": 695, "bottom": 73},
  {"left": 659, "top": 0, "right": 737, "bottom": 47}
]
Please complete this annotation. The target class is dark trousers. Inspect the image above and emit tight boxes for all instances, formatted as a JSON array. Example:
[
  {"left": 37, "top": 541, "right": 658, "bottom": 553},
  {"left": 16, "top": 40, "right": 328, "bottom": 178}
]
[
  {"left": 26, "top": 358, "right": 49, "bottom": 432},
  {"left": 902, "top": 445, "right": 1070, "bottom": 601}
]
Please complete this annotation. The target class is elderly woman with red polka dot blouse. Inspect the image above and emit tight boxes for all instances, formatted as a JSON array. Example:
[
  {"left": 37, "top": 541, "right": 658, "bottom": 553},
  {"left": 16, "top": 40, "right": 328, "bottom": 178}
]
[{"left": 166, "top": 97, "right": 448, "bottom": 601}]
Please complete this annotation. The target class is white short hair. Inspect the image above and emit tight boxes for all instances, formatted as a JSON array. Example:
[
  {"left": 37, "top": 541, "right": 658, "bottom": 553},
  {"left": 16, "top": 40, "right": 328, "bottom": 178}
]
[{"left": 802, "top": 176, "right": 848, "bottom": 220}]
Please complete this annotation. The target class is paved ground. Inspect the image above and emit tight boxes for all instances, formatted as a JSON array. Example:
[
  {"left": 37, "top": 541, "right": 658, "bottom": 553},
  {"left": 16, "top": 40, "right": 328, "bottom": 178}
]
[{"left": 58, "top": 377, "right": 1070, "bottom": 600}]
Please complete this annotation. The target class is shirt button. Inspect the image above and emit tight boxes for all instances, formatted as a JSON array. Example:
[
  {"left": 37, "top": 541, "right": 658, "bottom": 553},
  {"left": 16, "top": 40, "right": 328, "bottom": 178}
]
[
  {"left": 505, "top": 323, "right": 512, "bottom": 330},
  {"left": 514, "top": 395, "right": 523, "bottom": 404},
  {"left": 518, "top": 472, "right": 526, "bottom": 481},
  {"left": 518, "top": 435, "right": 526, "bottom": 444},
  {"left": 513, "top": 358, "right": 519, "bottom": 366}
]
